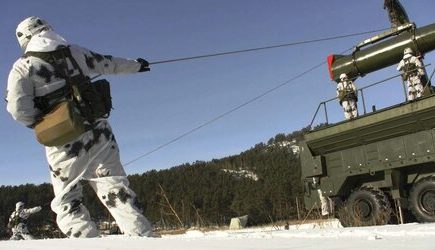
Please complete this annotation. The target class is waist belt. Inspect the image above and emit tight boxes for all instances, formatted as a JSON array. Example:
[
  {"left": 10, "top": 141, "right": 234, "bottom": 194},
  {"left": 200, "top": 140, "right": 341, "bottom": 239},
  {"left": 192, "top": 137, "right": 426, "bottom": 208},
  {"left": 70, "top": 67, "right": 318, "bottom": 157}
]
[{"left": 34, "top": 86, "right": 71, "bottom": 114}]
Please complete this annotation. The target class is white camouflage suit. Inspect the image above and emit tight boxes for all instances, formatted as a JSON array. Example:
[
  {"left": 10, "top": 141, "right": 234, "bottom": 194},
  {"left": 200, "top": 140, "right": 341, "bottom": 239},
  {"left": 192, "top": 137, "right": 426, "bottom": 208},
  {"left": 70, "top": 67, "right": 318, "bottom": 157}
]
[
  {"left": 8, "top": 205, "right": 42, "bottom": 240},
  {"left": 336, "top": 79, "right": 358, "bottom": 120},
  {"left": 397, "top": 55, "right": 425, "bottom": 101},
  {"left": 6, "top": 20, "right": 152, "bottom": 238}
]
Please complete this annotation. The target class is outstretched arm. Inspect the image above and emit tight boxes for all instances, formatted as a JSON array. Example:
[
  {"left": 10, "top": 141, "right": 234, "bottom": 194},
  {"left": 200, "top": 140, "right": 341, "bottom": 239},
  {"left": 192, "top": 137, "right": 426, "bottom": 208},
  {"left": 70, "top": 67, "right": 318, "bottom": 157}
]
[
  {"left": 24, "top": 206, "right": 42, "bottom": 215},
  {"left": 70, "top": 45, "right": 149, "bottom": 75}
]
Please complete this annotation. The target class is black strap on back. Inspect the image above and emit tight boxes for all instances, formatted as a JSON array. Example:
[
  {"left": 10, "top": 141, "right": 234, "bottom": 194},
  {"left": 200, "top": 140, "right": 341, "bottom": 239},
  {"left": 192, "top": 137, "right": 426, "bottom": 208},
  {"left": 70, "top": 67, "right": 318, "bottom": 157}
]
[{"left": 26, "top": 46, "right": 95, "bottom": 123}]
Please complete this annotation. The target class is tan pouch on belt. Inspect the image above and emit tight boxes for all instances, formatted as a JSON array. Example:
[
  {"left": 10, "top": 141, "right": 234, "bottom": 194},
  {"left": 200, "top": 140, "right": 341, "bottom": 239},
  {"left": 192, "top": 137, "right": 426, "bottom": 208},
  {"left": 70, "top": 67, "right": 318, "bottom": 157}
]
[{"left": 34, "top": 101, "right": 86, "bottom": 147}]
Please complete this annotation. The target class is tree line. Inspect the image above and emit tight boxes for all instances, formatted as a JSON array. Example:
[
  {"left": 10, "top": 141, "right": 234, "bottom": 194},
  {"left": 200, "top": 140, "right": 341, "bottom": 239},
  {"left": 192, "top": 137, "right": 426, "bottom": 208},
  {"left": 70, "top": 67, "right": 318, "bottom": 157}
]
[{"left": 0, "top": 127, "right": 309, "bottom": 239}]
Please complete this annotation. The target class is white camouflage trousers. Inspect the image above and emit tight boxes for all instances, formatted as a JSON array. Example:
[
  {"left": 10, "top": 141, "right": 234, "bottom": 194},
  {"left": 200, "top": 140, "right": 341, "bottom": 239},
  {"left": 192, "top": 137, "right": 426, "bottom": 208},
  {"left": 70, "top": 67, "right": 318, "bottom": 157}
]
[
  {"left": 10, "top": 223, "right": 34, "bottom": 240},
  {"left": 406, "top": 75, "right": 423, "bottom": 101},
  {"left": 341, "top": 99, "right": 358, "bottom": 120},
  {"left": 46, "top": 120, "right": 151, "bottom": 238}
]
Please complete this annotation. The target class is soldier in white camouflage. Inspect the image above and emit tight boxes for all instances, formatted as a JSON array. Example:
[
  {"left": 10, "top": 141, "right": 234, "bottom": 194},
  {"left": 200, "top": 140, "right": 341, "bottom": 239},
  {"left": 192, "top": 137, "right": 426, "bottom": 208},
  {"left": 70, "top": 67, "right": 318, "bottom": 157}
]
[
  {"left": 337, "top": 73, "right": 358, "bottom": 120},
  {"left": 397, "top": 47, "right": 425, "bottom": 101},
  {"left": 8, "top": 202, "right": 41, "bottom": 240},
  {"left": 6, "top": 17, "right": 154, "bottom": 238}
]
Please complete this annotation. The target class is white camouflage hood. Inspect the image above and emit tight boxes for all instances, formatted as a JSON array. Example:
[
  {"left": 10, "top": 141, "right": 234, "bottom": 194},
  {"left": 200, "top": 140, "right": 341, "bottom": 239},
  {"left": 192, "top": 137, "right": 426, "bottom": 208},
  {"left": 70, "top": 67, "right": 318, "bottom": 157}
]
[{"left": 25, "top": 30, "right": 68, "bottom": 53}]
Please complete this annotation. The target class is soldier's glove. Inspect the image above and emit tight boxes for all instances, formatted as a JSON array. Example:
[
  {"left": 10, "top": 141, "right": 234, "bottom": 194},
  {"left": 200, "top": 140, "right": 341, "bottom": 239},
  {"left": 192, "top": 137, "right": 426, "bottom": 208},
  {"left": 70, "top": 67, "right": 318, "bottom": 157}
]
[{"left": 136, "top": 58, "right": 150, "bottom": 72}]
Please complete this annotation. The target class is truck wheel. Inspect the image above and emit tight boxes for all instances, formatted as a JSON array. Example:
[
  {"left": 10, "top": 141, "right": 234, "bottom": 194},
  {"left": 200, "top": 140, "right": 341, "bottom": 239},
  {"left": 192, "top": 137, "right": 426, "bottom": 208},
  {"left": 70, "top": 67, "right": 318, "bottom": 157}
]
[
  {"left": 408, "top": 176, "right": 435, "bottom": 222},
  {"left": 341, "top": 187, "right": 391, "bottom": 227}
]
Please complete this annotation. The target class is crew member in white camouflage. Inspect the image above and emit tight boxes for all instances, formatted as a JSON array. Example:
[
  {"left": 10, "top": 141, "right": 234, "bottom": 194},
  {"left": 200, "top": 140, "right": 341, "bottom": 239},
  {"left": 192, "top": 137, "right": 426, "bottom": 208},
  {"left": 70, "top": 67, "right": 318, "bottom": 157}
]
[
  {"left": 8, "top": 202, "right": 42, "bottom": 240},
  {"left": 336, "top": 73, "right": 358, "bottom": 120},
  {"left": 6, "top": 17, "right": 153, "bottom": 238},
  {"left": 397, "top": 47, "right": 425, "bottom": 101}
]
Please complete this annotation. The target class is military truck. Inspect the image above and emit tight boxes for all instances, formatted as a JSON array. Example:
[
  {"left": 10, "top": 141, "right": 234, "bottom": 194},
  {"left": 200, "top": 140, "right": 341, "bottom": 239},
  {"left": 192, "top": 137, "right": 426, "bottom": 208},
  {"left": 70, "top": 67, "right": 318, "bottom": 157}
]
[{"left": 300, "top": 20, "right": 435, "bottom": 226}]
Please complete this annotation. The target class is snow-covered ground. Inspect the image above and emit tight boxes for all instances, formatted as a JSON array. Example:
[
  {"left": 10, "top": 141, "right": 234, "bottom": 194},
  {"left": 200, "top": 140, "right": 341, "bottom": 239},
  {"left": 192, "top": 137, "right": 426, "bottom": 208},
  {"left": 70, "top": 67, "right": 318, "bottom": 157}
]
[{"left": 2, "top": 220, "right": 435, "bottom": 250}]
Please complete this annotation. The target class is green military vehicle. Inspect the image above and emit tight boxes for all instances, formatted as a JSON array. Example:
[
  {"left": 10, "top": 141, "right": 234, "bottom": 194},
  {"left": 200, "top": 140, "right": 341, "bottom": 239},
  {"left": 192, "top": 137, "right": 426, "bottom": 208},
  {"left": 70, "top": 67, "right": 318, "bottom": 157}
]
[
  {"left": 300, "top": 19, "right": 435, "bottom": 226},
  {"left": 301, "top": 95, "right": 435, "bottom": 226}
]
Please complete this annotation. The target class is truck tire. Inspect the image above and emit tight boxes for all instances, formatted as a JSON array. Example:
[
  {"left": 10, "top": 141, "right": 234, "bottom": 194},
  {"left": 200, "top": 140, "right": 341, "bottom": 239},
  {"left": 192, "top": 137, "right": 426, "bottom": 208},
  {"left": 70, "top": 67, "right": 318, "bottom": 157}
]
[
  {"left": 408, "top": 176, "right": 435, "bottom": 223},
  {"left": 341, "top": 187, "right": 391, "bottom": 227}
]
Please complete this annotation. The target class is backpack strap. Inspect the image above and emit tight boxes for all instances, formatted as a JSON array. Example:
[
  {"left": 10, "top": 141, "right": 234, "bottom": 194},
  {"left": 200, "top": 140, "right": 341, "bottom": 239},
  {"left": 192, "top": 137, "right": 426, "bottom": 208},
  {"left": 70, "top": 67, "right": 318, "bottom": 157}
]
[
  {"left": 26, "top": 47, "right": 96, "bottom": 124},
  {"left": 26, "top": 47, "right": 73, "bottom": 113}
]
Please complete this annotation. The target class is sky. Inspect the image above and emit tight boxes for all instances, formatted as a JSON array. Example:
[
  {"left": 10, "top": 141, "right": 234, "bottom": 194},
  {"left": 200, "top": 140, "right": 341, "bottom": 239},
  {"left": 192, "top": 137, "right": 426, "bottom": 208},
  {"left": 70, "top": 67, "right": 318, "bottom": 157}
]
[
  {"left": 2, "top": 220, "right": 435, "bottom": 249},
  {"left": 1, "top": 0, "right": 435, "bottom": 185}
]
